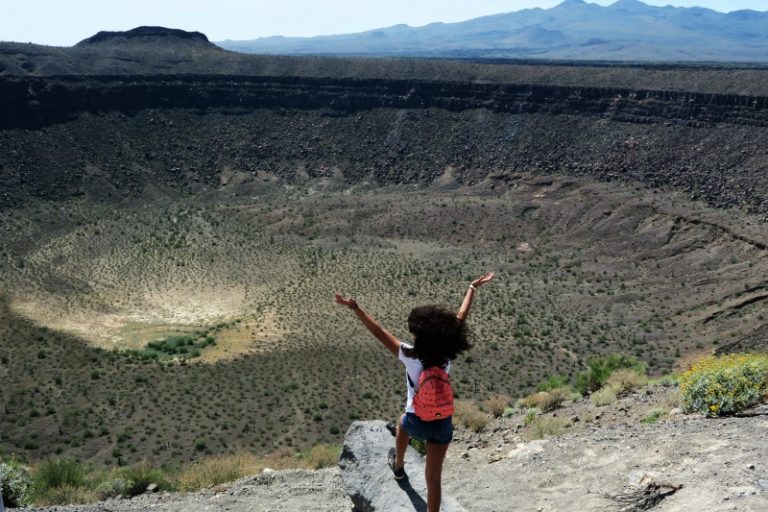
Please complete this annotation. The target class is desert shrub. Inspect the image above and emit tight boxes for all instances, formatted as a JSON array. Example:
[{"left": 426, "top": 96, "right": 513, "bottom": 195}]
[
  {"left": 520, "top": 391, "right": 549, "bottom": 409},
  {"left": 537, "top": 375, "right": 570, "bottom": 392},
  {"left": 482, "top": 394, "right": 512, "bottom": 418},
  {"left": 31, "top": 457, "right": 84, "bottom": 492},
  {"left": 523, "top": 408, "right": 538, "bottom": 426},
  {"left": 520, "top": 388, "right": 569, "bottom": 412},
  {"left": 641, "top": 408, "right": 667, "bottom": 424},
  {"left": 454, "top": 399, "right": 489, "bottom": 433},
  {"left": 502, "top": 406, "right": 517, "bottom": 418},
  {"left": 590, "top": 385, "right": 618, "bottom": 407},
  {"left": 28, "top": 457, "right": 94, "bottom": 506},
  {"left": 94, "top": 477, "right": 134, "bottom": 500},
  {"left": 680, "top": 353, "right": 768, "bottom": 416},
  {"left": 526, "top": 417, "right": 569, "bottom": 440},
  {"left": 605, "top": 369, "right": 647, "bottom": 397},
  {"left": 577, "top": 354, "right": 646, "bottom": 394},
  {"left": 0, "top": 461, "right": 31, "bottom": 507},
  {"left": 115, "top": 461, "right": 173, "bottom": 496}
]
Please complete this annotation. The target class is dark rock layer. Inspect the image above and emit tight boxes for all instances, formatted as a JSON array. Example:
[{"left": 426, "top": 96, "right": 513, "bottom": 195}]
[{"left": 1, "top": 74, "right": 767, "bottom": 212}]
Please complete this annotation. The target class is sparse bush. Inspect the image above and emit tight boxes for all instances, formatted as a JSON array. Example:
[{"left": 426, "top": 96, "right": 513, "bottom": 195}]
[
  {"left": 519, "top": 387, "right": 569, "bottom": 412},
  {"left": 95, "top": 477, "right": 135, "bottom": 500},
  {"left": 0, "top": 461, "right": 31, "bottom": 507},
  {"left": 115, "top": 461, "right": 173, "bottom": 496},
  {"left": 526, "top": 417, "right": 569, "bottom": 440},
  {"left": 577, "top": 354, "right": 646, "bottom": 394},
  {"left": 537, "top": 375, "right": 570, "bottom": 392},
  {"left": 28, "top": 457, "right": 90, "bottom": 505},
  {"left": 523, "top": 408, "right": 538, "bottom": 426},
  {"left": 680, "top": 353, "right": 768, "bottom": 416},
  {"left": 502, "top": 406, "right": 517, "bottom": 418},
  {"left": 590, "top": 385, "right": 618, "bottom": 407},
  {"left": 31, "top": 457, "right": 84, "bottom": 492},
  {"left": 605, "top": 369, "right": 647, "bottom": 397},
  {"left": 482, "top": 394, "right": 512, "bottom": 418},
  {"left": 641, "top": 408, "right": 666, "bottom": 424},
  {"left": 454, "top": 399, "right": 489, "bottom": 433}
]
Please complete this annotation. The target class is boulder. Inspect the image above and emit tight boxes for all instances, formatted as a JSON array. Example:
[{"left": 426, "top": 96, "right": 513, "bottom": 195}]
[{"left": 338, "top": 420, "right": 465, "bottom": 512}]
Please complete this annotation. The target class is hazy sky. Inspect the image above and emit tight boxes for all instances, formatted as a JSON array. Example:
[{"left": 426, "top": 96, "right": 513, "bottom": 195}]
[{"left": 3, "top": 0, "right": 766, "bottom": 46}]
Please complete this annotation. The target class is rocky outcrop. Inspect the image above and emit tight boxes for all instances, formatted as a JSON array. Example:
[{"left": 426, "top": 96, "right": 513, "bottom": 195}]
[{"left": 338, "top": 421, "right": 465, "bottom": 512}]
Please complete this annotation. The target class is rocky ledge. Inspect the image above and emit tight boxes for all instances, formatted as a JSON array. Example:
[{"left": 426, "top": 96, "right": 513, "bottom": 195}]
[{"left": 19, "top": 400, "right": 768, "bottom": 511}]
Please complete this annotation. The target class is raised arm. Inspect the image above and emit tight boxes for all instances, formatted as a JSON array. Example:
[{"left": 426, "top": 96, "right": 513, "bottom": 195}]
[
  {"left": 456, "top": 272, "right": 495, "bottom": 323},
  {"left": 335, "top": 294, "right": 401, "bottom": 356}
]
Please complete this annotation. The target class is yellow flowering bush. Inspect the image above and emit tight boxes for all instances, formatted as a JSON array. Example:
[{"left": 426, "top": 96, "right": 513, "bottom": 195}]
[{"left": 680, "top": 353, "right": 768, "bottom": 416}]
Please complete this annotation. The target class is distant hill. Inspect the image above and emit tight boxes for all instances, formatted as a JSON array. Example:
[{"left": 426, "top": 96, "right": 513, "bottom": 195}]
[
  {"left": 217, "top": 0, "right": 768, "bottom": 62},
  {"left": 76, "top": 26, "right": 212, "bottom": 47}
]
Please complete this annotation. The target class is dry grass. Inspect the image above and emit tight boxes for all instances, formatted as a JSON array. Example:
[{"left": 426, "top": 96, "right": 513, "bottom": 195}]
[
  {"left": 482, "top": 394, "right": 512, "bottom": 418},
  {"left": 174, "top": 445, "right": 339, "bottom": 491},
  {"left": 174, "top": 452, "right": 264, "bottom": 491},
  {"left": 605, "top": 369, "right": 648, "bottom": 397},
  {"left": 29, "top": 485, "right": 100, "bottom": 507},
  {"left": 526, "top": 417, "right": 569, "bottom": 440},
  {"left": 591, "top": 385, "right": 619, "bottom": 407},
  {"left": 454, "top": 399, "right": 490, "bottom": 433}
]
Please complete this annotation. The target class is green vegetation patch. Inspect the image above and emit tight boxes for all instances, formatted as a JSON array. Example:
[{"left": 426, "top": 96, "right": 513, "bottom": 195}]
[
  {"left": 680, "top": 353, "right": 768, "bottom": 416},
  {"left": 576, "top": 354, "right": 646, "bottom": 395},
  {"left": 0, "top": 460, "right": 31, "bottom": 507},
  {"left": 6, "top": 446, "right": 341, "bottom": 506},
  {"left": 123, "top": 331, "right": 217, "bottom": 361}
]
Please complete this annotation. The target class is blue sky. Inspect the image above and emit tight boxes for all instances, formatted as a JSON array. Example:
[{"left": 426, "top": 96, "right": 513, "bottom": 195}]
[{"left": 2, "top": 0, "right": 766, "bottom": 46}]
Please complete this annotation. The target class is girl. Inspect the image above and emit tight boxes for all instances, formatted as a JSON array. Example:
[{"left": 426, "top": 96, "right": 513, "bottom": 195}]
[{"left": 335, "top": 271, "right": 495, "bottom": 512}]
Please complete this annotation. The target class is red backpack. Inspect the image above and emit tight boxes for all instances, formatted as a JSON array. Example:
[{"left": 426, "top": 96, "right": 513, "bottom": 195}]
[{"left": 413, "top": 366, "right": 454, "bottom": 421}]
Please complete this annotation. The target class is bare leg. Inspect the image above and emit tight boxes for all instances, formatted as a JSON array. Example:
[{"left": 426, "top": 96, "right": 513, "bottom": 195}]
[
  {"left": 425, "top": 441, "right": 449, "bottom": 512},
  {"left": 395, "top": 413, "right": 409, "bottom": 469}
]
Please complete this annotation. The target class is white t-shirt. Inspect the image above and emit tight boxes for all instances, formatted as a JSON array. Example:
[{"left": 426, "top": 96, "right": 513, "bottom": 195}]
[{"left": 398, "top": 342, "right": 451, "bottom": 414}]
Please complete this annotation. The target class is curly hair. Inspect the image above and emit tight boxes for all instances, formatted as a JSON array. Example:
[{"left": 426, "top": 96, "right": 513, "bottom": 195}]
[{"left": 405, "top": 304, "right": 471, "bottom": 368}]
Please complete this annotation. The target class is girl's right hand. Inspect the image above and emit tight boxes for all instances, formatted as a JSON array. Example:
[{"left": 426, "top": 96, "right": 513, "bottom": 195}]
[{"left": 335, "top": 293, "right": 358, "bottom": 310}]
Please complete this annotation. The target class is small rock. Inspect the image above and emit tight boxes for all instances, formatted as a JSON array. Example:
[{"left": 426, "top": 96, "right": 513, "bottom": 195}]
[{"left": 146, "top": 483, "right": 158, "bottom": 493}]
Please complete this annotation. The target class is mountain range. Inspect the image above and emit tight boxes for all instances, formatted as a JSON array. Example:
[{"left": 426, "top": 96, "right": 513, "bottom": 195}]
[{"left": 217, "top": 0, "right": 768, "bottom": 62}]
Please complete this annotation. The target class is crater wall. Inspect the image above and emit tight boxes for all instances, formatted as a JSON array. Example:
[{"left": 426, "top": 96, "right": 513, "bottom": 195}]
[{"left": 1, "top": 74, "right": 767, "bottom": 211}]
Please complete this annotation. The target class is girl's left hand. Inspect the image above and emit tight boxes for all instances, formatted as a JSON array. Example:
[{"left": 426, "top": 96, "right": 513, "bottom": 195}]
[{"left": 471, "top": 272, "right": 496, "bottom": 289}]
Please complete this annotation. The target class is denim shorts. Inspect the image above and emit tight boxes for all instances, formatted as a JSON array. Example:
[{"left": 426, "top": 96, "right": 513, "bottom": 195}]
[{"left": 401, "top": 412, "right": 453, "bottom": 445}]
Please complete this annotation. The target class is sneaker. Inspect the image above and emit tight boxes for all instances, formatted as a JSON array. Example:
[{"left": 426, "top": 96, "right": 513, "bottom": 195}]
[
  {"left": 385, "top": 422, "right": 397, "bottom": 437},
  {"left": 387, "top": 447, "right": 406, "bottom": 480}
]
